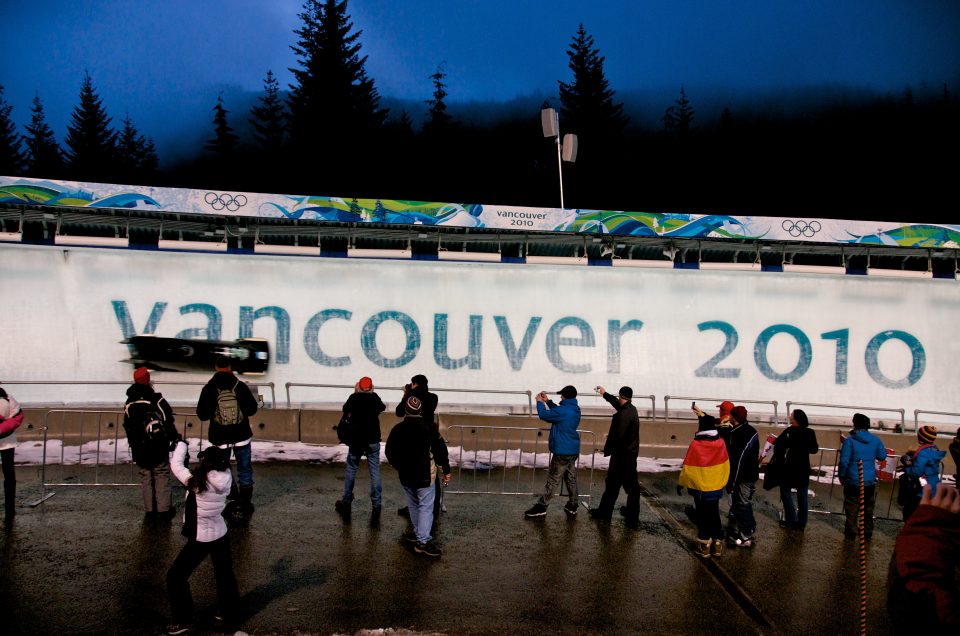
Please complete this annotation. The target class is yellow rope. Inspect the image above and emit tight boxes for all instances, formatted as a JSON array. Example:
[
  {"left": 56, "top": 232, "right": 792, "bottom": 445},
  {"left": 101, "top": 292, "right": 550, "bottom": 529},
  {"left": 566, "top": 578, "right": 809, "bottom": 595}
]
[{"left": 857, "top": 459, "right": 867, "bottom": 635}]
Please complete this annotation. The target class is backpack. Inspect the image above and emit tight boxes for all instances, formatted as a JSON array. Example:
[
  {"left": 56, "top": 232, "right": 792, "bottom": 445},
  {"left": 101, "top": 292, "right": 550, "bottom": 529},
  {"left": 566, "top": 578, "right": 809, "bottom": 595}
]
[
  {"left": 125, "top": 398, "right": 169, "bottom": 466},
  {"left": 214, "top": 380, "right": 243, "bottom": 426}
]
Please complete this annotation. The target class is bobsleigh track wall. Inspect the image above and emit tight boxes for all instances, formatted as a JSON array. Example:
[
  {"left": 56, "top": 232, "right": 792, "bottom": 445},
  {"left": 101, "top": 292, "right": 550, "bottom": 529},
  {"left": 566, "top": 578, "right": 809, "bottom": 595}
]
[{"left": 0, "top": 242, "right": 956, "bottom": 421}]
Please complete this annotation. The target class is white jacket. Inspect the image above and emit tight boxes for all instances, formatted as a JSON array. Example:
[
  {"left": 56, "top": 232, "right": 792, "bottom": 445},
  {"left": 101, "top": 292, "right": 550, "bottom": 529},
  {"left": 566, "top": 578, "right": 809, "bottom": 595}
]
[{"left": 170, "top": 441, "right": 231, "bottom": 543}]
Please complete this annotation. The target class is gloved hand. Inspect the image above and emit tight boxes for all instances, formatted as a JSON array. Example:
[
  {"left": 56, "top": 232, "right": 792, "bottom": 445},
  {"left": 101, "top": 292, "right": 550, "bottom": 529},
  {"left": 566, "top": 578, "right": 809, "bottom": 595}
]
[{"left": 676, "top": 484, "right": 684, "bottom": 496}]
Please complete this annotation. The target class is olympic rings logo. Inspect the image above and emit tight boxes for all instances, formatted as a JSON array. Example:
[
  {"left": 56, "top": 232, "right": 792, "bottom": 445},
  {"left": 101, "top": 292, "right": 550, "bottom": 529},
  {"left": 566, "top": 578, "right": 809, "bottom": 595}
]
[
  {"left": 781, "top": 219, "right": 822, "bottom": 238},
  {"left": 204, "top": 192, "right": 248, "bottom": 212}
]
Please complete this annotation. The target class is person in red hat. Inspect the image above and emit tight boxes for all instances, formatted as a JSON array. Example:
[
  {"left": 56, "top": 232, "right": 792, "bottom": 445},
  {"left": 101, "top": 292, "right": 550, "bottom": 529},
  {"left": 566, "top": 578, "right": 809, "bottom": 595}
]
[
  {"left": 335, "top": 376, "right": 386, "bottom": 523},
  {"left": 123, "top": 367, "right": 179, "bottom": 519}
]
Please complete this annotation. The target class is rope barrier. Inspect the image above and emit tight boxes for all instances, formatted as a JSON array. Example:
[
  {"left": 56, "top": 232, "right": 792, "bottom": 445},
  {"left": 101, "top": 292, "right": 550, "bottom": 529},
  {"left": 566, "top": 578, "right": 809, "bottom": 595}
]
[{"left": 857, "top": 459, "right": 867, "bottom": 635}]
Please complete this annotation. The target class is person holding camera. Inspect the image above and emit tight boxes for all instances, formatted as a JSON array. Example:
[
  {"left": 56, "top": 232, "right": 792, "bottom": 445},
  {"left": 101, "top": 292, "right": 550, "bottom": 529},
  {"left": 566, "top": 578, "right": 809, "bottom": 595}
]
[
  {"left": 524, "top": 386, "right": 581, "bottom": 519},
  {"left": 335, "top": 376, "right": 386, "bottom": 523},
  {"left": 589, "top": 385, "right": 641, "bottom": 528}
]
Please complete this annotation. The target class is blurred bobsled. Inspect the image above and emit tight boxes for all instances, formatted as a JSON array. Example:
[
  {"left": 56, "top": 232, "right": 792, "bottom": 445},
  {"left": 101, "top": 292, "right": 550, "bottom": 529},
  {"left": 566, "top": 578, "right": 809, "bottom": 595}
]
[{"left": 122, "top": 336, "right": 269, "bottom": 375}]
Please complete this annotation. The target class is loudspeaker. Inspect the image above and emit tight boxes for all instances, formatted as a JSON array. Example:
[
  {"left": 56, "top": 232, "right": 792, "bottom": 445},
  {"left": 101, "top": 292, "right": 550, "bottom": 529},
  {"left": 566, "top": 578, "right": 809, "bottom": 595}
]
[
  {"left": 562, "top": 134, "right": 578, "bottom": 162},
  {"left": 541, "top": 108, "right": 559, "bottom": 137}
]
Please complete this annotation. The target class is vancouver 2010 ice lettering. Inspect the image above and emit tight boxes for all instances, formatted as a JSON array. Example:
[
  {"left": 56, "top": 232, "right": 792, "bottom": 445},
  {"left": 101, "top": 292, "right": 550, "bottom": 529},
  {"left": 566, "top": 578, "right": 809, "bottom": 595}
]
[{"left": 111, "top": 301, "right": 924, "bottom": 388}]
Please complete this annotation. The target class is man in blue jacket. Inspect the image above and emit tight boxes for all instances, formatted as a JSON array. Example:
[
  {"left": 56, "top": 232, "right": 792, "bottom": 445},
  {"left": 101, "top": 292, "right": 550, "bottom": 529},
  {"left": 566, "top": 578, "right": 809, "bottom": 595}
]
[
  {"left": 525, "top": 385, "right": 581, "bottom": 519},
  {"left": 838, "top": 413, "right": 888, "bottom": 539}
]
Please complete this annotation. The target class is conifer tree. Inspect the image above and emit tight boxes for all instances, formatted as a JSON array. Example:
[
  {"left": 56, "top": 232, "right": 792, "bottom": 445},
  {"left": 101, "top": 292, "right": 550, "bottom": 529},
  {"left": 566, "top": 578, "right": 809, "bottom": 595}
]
[
  {"left": 663, "top": 86, "right": 695, "bottom": 135},
  {"left": 205, "top": 95, "right": 239, "bottom": 158},
  {"left": 116, "top": 114, "right": 158, "bottom": 177},
  {"left": 249, "top": 70, "right": 286, "bottom": 155},
  {"left": 64, "top": 71, "right": 117, "bottom": 178},
  {"left": 0, "top": 85, "right": 26, "bottom": 175},
  {"left": 423, "top": 63, "right": 452, "bottom": 135},
  {"left": 287, "top": 0, "right": 387, "bottom": 148},
  {"left": 557, "top": 24, "right": 628, "bottom": 140},
  {"left": 23, "top": 93, "right": 64, "bottom": 176}
]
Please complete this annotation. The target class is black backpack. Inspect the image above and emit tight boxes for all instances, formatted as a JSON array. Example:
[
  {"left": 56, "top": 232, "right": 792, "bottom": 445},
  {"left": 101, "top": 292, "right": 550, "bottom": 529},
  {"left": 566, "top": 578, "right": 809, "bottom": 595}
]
[{"left": 125, "top": 398, "right": 170, "bottom": 463}]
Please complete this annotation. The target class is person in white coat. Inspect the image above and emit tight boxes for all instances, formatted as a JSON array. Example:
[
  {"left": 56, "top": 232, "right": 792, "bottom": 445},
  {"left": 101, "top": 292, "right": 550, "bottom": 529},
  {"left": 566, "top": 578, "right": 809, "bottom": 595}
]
[{"left": 165, "top": 441, "right": 240, "bottom": 635}]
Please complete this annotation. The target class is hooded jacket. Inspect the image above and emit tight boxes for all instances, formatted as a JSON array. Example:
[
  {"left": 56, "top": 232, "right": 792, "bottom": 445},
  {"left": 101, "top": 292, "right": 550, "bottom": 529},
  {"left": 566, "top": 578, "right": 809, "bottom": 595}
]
[
  {"left": 342, "top": 391, "right": 386, "bottom": 448},
  {"left": 123, "top": 383, "right": 177, "bottom": 468},
  {"left": 196, "top": 370, "right": 259, "bottom": 446},
  {"left": 601, "top": 392, "right": 640, "bottom": 457},
  {"left": 537, "top": 397, "right": 581, "bottom": 455},
  {"left": 838, "top": 429, "right": 887, "bottom": 486},
  {"left": 170, "top": 441, "right": 231, "bottom": 543},
  {"left": 385, "top": 416, "right": 451, "bottom": 489},
  {"left": 904, "top": 444, "right": 947, "bottom": 496}
]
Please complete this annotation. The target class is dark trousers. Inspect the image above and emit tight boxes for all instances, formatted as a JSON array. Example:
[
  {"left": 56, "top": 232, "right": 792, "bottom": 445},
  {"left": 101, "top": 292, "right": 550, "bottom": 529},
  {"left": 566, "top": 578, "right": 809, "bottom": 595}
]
[
  {"left": 166, "top": 535, "right": 239, "bottom": 624},
  {"left": 843, "top": 484, "right": 877, "bottom": 537},
  {"left": 596, "top": 453, "right": 640, "bottom": 521},
  {"left": 1, "top": 448, "right": 14, "bottom": 516},
  {"left": 691, "top": 491, "right": 723, "bottom": 540}
]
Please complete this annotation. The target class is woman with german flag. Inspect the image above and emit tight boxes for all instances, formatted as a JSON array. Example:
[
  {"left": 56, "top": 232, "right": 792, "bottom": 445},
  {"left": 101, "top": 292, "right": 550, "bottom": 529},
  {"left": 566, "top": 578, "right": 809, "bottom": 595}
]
[{"left": 678, "top": 413, "right": 731, "bottom": 558}]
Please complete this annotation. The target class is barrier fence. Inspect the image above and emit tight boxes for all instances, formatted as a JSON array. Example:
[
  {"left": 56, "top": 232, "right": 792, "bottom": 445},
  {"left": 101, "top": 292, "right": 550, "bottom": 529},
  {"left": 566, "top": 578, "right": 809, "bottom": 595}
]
[
  {"left": 444, "top": 424, "right": 598, "bottom": 503},
  {"left": 663, "top": 395, "right": 780, "bottom": 424},
  {"left": 786, "top": 401, "right": 905, "bottom": 431},
  {"left": 913, "top": 409, "right": 960, "bottom": 435},
  {"left": 1, "top": 380, "right": 276, "bottom": 408},
  {"left": 285, "top": 382, "right": 534, "bottom": 414}
]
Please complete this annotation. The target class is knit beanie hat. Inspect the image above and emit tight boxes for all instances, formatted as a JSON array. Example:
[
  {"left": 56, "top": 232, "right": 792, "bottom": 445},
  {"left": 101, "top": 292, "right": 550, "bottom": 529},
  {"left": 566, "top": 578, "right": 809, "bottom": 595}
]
[
  {"left": 917, "top": 425, "right": 938, "bottom": 445},
  {"left": 731, "top": 406, "right": 748, "bottom": 424},
  {"left": 133, "top": 367, "right": 151, "bottom": 385},
  {"left": 358, "top": 376, "right": 373, "bottom": 391},
  {"left": 852, "top": 413, "right": 870, "bottom": 430},
  {"left": 618, "top": 386, "right": 633, "bottom": 401},
  {"left": 404, "top": 396, "right": 423, "bottom": 417}
]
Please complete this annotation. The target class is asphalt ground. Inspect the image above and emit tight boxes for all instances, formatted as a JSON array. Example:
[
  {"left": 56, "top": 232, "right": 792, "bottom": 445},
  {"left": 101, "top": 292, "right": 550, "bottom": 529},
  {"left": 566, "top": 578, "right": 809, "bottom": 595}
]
[{"left": 1, "top": 461, "right": 904, "bottom": 635}]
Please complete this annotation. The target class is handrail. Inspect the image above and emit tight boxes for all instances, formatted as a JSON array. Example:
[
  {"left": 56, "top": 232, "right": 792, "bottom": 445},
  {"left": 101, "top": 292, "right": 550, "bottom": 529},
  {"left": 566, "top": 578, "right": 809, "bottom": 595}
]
[
  {"left": 786, "top": 400, "right": 904, "bottom": 430},
  {"left": 0, "top": 379, "right": 276, "bottom": 408},
  {"left": 914, "top": 409, "right": 960, "bottom": 434},
  {"left": 285, "top": 382, "right": 533, "bottom": 415},
  {"left": 663, "top": 395, "right": 779, "bottom": 424}
]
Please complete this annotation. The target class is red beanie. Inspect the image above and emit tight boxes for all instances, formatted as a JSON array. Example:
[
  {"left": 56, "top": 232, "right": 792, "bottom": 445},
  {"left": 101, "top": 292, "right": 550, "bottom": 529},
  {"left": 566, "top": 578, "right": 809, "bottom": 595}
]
[{"left": 133, "top": 368, "right": 151, "bottom": 385}]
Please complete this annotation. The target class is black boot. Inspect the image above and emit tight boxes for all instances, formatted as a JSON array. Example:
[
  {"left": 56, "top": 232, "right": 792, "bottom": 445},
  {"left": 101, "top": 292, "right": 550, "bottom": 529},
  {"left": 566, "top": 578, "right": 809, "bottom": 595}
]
[
  {"left": 4, "top": 478, "right": 15, "bottom": 522},
  {"left": 238, "top": 485, "right": 254, "bottom": 516}
]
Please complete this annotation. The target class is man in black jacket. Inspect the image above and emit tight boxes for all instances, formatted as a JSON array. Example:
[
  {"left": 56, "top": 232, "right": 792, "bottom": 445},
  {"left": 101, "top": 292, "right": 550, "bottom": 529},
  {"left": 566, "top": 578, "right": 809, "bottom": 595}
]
[
  {"left": 385, "top": 396, "right": 451, "bottom": 558},
  {"left": 335, "top": 376, "right": 386, "bottom": 523},
  {"left": 395, "top": 374, "right": 442, "bottom": 520},
  {"left": 124, "top": 367, "right": 178, "bottom": 518},
  {"left": 726, "top": 405, "right": 760, "bottom": 546},
  {"left": 196, "top": 356, "right": 259, "bottom": 520},
  {"left": 589, "top": 386, "right": 641, "bottom": 528}
]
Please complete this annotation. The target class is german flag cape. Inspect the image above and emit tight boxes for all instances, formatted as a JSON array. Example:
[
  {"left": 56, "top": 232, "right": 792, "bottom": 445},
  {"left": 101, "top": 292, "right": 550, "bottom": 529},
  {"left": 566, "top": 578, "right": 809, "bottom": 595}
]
[{"left": 678, "top": 435, "right": 730, "bottom": 492}]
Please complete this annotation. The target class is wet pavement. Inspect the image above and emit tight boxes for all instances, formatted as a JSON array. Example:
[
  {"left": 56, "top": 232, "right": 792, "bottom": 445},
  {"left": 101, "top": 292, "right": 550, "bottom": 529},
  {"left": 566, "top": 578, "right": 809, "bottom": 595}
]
[{"left": 1, "top": 461, "right": 901, "bottom": 635}]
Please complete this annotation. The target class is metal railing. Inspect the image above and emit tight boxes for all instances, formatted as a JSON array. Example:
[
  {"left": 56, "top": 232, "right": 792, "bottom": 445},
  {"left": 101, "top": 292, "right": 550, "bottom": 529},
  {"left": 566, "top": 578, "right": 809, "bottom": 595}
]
[
  {"left": 1, "top": 379, "right": 276, "bottom": 408},
  {"left": 285, "top": 382, "right": 534, "bottom": 415},
  {"left": 663, "top": 395, "right": 780, "bottom": 424},
  {"left": 914, "top": 409, "right": 960, "bottom": 434},
  {"left": 444, "top": 424, "right": 598, "bottom": 502},
  {"left": 786, "top": 401, "right": 905, "bottom": 431}
]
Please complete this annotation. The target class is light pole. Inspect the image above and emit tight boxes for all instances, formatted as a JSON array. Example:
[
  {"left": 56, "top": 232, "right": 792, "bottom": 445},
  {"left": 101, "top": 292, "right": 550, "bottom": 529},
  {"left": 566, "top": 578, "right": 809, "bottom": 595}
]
[{"left": 540, "top": 108, "right": 578, "bottom": 209}]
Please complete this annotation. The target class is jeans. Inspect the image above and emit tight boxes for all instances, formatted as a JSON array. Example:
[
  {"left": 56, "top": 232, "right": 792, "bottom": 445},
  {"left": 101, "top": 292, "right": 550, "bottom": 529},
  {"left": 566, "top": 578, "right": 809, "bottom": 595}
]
[
  {"left": 730, "top": 481, "right": 757, "bottom": 537},
  {"left": 538, "top": 453, "right": 579, "bottom": 507},
  {"left": 231, "top": 442, "right": 253, "bottom": 488},
  {"left": 596, "top": 453, "right": 640, "bottom": 521},
  {"left": 166, "top": 535, "right": 239, "bottom": 624},
  {"left": 843, "top": 484, "right": 877, "bottom": 537},
  {"left": 342, "top": 442, "right": 382, "bottom": 507},
  {"left": 780, "top": 484, "right": 810, "bottom": 528},
  {"left": 402, "top": 484, "right": 436, "bottom": 544}
]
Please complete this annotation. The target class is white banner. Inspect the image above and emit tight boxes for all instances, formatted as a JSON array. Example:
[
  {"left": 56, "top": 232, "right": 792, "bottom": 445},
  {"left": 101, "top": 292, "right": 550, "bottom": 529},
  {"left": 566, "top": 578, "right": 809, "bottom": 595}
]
[{"left": 1, "top": 244, "right": 957, "bottom": 418}]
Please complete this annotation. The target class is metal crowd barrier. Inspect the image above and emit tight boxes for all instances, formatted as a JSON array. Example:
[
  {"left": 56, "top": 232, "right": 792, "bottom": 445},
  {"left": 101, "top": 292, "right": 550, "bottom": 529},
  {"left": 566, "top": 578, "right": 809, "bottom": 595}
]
[
  {"left": 914, "top": 409, "right": 960, "bottom": 434},
  {"left": 786, "top": 400, "right": 905, "bottom": 431},
  {"left": 663, "top": 395, "right": 780, "bottom": 424},
  {"left": 0, "top": 379, "right": 276, "bottom": 408},
  {"left": 285, "top": 382, "right": 534, "bottom": 415},
  {"left": 443, "top": 424, "right": 598, "bottom": 503}
]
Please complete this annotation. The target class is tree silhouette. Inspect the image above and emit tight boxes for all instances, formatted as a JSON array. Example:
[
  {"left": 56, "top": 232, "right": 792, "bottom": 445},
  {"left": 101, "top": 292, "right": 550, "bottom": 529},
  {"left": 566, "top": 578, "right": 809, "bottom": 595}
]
[
  {"left": 23, "top": 93, "right": 64, "bottom": 176},
  {"left": 663, "top": 85, "right": 695, "bottom": 135},
  {"left": 423, "top": 63, "right": 453, "bottom": 135},
  {"left": 287, "top": 0, "right": 387, "bottom": 149},
  {"left": 116, "top": 114, "right": 158, "bottom": 179},
  {"left": 249, "top": 70, "right": 286, "bottom": 156},
  {"left": 558, "top": 24, "right": 628, "bottom": 140},
  {"left": 205, "top": 95, "right": 239, "bottom": 158},
  {"left": 0, "top": 85, "right": 25, "bottom": 175},
  {"left": 64, "top": 71, "right": 117, "bottom": 179}
]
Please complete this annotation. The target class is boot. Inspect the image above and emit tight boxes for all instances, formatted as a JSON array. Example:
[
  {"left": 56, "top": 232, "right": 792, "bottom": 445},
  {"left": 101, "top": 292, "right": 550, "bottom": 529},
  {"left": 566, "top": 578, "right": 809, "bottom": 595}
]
[
  {"left": 694, "top": 538, "right": 712, "bottom": 558},
  {"left": 4, "top": 478, "right": 15, "bottom": 520},
  {"left": 711, "top": 538, "right": 724, "bottom": 558},
  {"left": 238, "top": 485, "right": 254, "bottom": 516}
]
